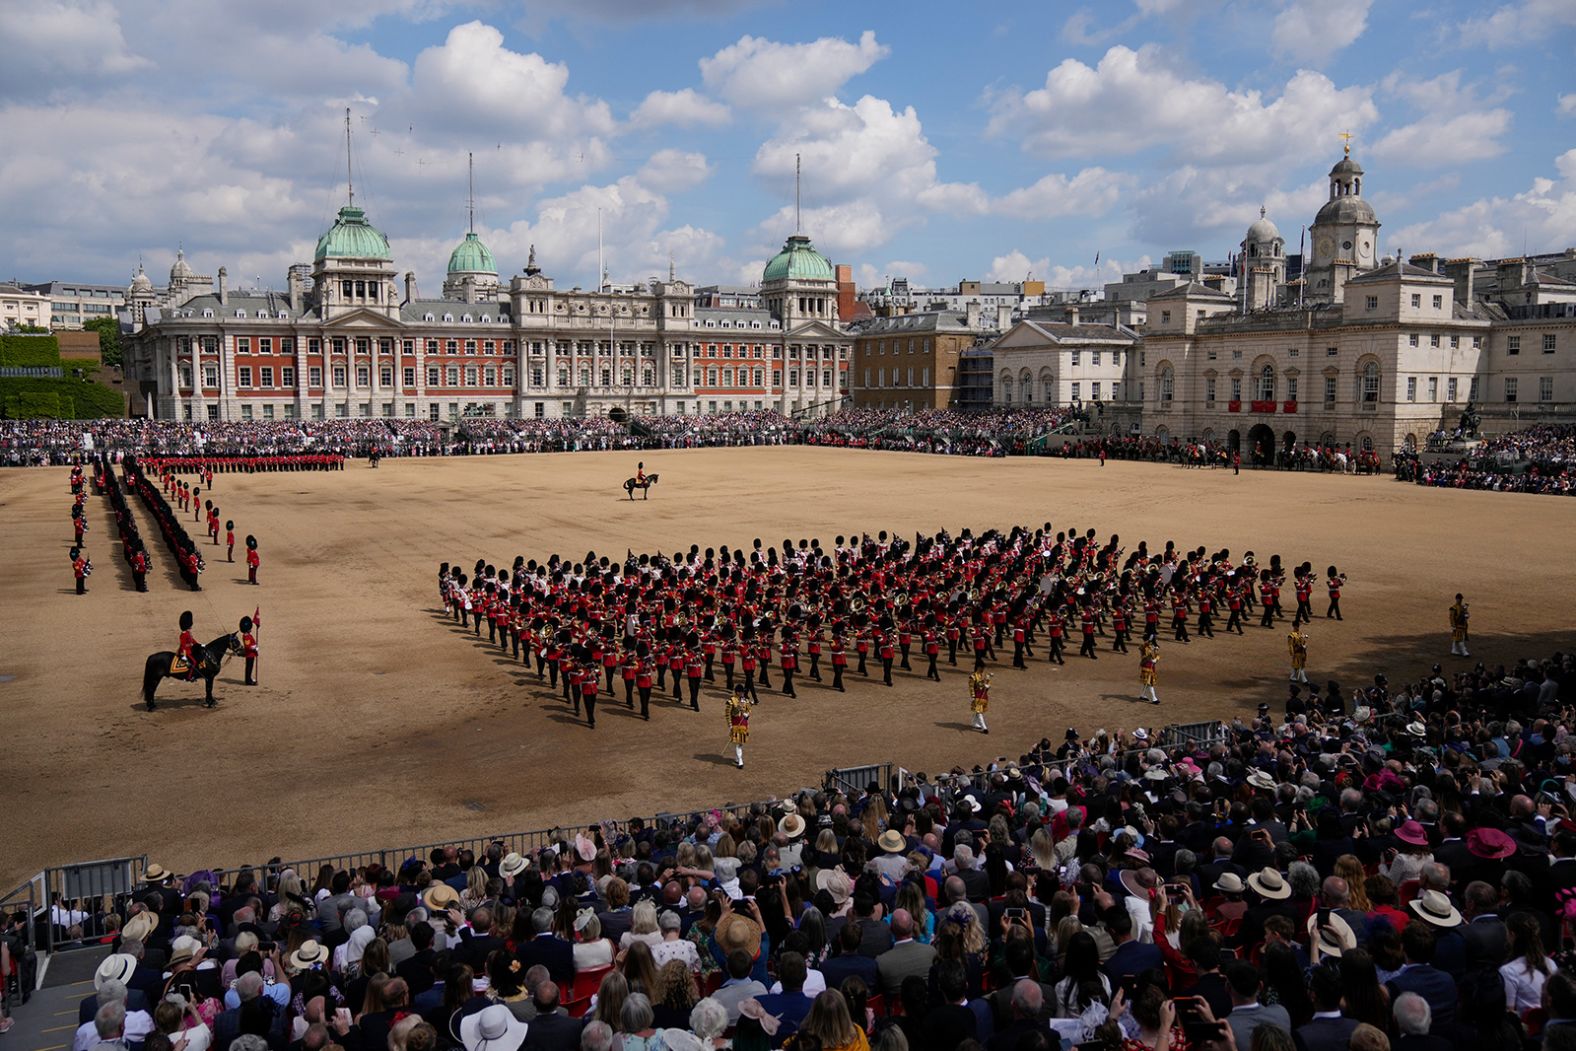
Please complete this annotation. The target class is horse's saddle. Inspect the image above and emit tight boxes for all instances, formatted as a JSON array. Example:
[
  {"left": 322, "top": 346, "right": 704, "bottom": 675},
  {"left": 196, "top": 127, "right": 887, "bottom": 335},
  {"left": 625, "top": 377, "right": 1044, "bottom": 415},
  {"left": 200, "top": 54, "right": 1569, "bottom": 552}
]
[{"left": 171, "top": 655, "right": 191, "bottom": 676}]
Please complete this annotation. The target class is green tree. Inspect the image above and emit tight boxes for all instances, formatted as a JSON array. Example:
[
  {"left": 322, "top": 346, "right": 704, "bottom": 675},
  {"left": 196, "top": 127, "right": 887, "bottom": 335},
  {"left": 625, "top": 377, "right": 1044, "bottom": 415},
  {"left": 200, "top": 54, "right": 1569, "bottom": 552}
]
[{"left": 81, "top": 316, "right": 122, "bottom": 367}]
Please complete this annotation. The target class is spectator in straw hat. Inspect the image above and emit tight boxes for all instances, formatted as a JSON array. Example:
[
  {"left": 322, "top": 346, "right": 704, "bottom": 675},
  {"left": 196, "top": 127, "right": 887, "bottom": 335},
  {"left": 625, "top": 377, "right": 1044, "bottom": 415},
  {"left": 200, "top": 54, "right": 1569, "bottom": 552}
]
[
  {"left": 78, "top": 959, "right": 151, "bottom": 1032},
  {"left": 872, "top": 830, "right": 910, "bottom": 883},
  {"left": 1408, "top": 889, "right": 1467, "bottom": 978},
  {"left": 459, "top": 1002, "right": 527, "bottom": 1051}
]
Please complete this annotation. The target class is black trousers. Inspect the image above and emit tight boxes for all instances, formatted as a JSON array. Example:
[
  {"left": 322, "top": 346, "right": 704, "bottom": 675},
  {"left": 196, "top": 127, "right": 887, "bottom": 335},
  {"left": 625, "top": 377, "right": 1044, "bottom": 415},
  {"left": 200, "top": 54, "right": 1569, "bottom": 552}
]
[
  {"left": 926, "top": 653, "right": 940, "bottom": 680},
  {"left": 832, "top": 664, "right": 845, "bottom": 690},
  {"left": 583, "top": 695, "right": 596, "bottom": 728},
  {"left": 1049, "top": 638, "right": 1065, "bottom": 664},
  {"left": 809, "top": 653, "right": 821, "bottom": 680},
  {"left": 689, "top": 677, "right": 702, "bottom": 709},
  {"left": 244, "top": 657, "right": 256, "bottom": 685},
  {"left": 1080, "top": 635, "right": 1098, "bottom": 658},
  {"left": 76, "top": 576, "right": 85, "bottom": 594},
  {"left": 781, "top": 669, "right": 795, "bottom": 697},
  {"left": 1112, "top": 629, "right": 1129, "bottom": 653},
  {"left": 133, "top": 571, "right": 146, "bottom": 592},
  {"left": 639, "top": 686, "right": 652, "bottom": 717}
]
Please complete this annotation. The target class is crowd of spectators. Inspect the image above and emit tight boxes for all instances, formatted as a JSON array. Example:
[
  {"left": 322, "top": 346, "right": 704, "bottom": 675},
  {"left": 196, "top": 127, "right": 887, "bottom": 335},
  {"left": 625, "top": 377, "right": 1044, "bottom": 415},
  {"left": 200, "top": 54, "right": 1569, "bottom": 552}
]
[
  {"left": 20, "top": 644, "right": 1576, "bottom": 1051},
  {"left": 801, "top": 409, "right": 1085, "bottom": 457},
  {"left": 0, "top": 409, "right": 1086, "bottom": 467},
  {"left": 1395, "top": 425, "right": 1576, "bottom": 496}
]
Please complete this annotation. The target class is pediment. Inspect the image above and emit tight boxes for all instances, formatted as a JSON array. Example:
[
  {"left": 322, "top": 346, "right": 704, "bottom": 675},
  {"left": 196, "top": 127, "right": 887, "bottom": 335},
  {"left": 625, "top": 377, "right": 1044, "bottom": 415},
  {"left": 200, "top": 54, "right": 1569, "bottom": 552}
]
[{"left": 323, "top": 308, "right": 405, "bottom": 330}]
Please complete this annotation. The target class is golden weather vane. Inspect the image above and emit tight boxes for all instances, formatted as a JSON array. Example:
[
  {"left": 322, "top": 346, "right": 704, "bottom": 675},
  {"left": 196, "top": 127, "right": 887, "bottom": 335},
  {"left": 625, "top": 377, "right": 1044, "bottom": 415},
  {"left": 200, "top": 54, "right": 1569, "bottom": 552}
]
[{"left": 1339, "top": 130, "right": 1353, "bottom": 155}]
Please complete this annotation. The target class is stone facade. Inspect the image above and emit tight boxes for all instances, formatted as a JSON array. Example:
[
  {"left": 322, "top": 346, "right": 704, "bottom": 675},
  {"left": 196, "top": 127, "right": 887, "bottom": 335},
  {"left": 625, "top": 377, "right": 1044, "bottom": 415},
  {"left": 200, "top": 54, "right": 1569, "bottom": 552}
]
[{"left": 123, "top": 205, "right": 850, "bottom": 422}]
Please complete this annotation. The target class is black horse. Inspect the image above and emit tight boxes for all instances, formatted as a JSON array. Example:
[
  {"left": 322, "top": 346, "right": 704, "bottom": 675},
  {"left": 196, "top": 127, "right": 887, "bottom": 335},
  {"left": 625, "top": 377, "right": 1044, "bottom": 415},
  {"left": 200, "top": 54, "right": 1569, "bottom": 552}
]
[
  {"left": 142, "top": 633, "right": 242, "bottom": 711},
  {"left": 623, "top": 473, "right": 659, "bottom": 500}
]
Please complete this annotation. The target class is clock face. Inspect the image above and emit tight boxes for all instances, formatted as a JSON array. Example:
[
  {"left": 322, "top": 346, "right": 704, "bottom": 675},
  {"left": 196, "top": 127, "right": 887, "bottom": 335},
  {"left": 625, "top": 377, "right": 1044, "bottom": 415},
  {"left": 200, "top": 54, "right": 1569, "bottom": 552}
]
[
  {"left": 1342, "top": 240, "right": 1353, "bottom": 252},
  {"left": 1358, "top": 239, "right": 1372, "bottom": 262},
  {"left": 1315, "top": 236, "right": 1334, "bottom": 260}
]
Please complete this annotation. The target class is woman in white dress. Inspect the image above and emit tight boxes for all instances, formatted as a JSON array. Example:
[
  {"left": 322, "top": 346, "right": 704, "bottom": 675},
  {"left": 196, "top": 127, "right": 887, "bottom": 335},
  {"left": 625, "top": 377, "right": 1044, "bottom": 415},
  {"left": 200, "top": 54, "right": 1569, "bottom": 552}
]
[{"left": 1500, "top": 912, "right": 1555, "bottom": 1016}]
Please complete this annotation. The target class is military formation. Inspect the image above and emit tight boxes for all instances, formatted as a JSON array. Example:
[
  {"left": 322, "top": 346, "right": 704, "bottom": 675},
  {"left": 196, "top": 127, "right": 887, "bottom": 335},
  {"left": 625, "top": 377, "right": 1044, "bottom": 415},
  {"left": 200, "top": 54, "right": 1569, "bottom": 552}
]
[{"left": 434, "top": 500, "right": 1355, "bottom": 759}]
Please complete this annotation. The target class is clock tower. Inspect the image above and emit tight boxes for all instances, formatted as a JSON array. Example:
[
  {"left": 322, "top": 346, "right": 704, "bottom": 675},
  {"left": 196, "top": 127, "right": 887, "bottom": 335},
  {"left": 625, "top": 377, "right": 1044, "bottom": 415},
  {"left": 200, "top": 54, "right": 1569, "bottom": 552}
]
[{"left": 1305, "top": 140, "right": 1380, "bottom": 305}]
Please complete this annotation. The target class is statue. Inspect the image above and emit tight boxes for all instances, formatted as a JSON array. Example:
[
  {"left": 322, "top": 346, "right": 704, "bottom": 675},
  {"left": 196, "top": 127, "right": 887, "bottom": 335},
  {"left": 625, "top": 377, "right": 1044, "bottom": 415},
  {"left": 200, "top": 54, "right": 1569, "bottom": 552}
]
[{"left": 1457, "top": 400, "right": 1480, "bottom": 439}]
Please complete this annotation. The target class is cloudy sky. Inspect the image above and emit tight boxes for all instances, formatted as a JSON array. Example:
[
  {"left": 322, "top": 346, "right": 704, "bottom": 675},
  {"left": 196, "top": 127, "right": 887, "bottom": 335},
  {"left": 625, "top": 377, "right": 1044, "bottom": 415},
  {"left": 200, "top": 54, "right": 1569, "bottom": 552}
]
[{"left": 3, "top": 0, "right": 1574, "bottom": 297}]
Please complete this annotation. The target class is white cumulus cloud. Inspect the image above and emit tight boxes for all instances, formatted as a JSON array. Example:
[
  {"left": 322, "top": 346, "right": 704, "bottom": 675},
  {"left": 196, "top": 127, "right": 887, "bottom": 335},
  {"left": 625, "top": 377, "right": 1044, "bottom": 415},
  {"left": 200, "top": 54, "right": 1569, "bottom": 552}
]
[
  {"left": 1390, "top": 149, "right": 1576, "bottom": 259},
  {"left": 1271, "top": 0, "right": 1374, "bottom": 66},
  {"left": 700, "top": 29, "right": 888, "bottom": 109},
  {"left": 629, "top": 88, "right": 730, "bottom": 129},
  {"left": 991, "top": 45, "right": 1378, "bottom": 167},
  {"left": 637, "top": 149, "right": 713, "bottom": 194},
  {"left": 1459, "top": 0, "right": 1576, "bottom": 49},
  {"left": 0, "top": 0, "right": 149, "bottom": 99},
  {"left": 409, "top": 21, "right": 614, "bottom": 140}
]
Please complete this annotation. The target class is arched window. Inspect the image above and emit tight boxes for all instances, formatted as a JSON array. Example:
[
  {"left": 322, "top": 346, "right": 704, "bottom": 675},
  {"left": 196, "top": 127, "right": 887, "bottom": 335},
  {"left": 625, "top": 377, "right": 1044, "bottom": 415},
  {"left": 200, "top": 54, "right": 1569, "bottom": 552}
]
[
  {"left": 1041, "top": 369, "right": 1054, "bottom": 403},
  {"left": 1258, "top": 364, "right": 1276, "bottom": 401},
  {"left": 1000, "top": 371, "right": 1013, "bottom": 404},
  {"left": 1159, "top": 365, "right": 1174, "bottom": 404},
  {"left": 1019, "top": 368, "right": 1033, "bottom": 404},
  {"left": 1361, "top": 361, "right": 1379, "bottom": 403}
]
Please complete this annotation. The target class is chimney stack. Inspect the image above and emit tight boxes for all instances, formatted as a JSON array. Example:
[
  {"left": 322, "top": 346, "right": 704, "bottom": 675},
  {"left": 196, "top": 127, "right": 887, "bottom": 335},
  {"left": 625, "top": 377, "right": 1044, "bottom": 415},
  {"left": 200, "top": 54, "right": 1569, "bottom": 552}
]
[
  {"left": 404, "top": 271, "right": 417, "bottom": 305},
  {"left": 1409, "top": 252, "right": 1439, "bottom": 274},
  {"left": 217, "top": 266, "right": 228, "bottom": 306},
  {"left": 995, "top": 303, "right": 1012, "bottom": 331},
  {"left": 965, "top": 300, "right": 980, "bottom": 330},
  {"left": 1066, "top": 304, "right": 1080, "bottom": 326},
  {"left": 287, "top": 269, "right": 301, "bottom": 313},
  {"left": 1443, "top": 258, "right": 1479, "bottom": 305}
]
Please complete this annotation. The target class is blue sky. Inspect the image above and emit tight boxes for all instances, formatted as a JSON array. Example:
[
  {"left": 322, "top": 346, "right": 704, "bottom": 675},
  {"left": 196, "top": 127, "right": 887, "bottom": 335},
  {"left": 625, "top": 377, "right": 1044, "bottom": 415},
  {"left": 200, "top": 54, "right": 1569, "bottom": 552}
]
[{"left": 2, "top": 0, "right": 1573, "bottom": 296}]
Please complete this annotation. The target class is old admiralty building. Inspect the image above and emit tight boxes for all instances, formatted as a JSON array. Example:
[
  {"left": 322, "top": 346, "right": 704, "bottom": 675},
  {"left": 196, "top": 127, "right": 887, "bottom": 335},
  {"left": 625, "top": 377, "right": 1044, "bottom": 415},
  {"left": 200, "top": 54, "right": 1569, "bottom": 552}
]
[{"left": 123, "top": 198, "right": 850, "bottom": 422}]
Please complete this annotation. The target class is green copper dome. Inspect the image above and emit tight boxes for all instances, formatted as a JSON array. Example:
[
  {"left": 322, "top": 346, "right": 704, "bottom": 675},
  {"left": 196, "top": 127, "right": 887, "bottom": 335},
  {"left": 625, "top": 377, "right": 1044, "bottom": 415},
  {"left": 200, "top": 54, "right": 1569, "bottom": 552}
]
[
  {"left": 762, "top": 233, "right": 834, "bottom": 284},
  {"left": 447, "top": 231, "right": 496, "bottom": 274},
  {"left": 314, "top": 205, "right": 392, "bottom": 262}
]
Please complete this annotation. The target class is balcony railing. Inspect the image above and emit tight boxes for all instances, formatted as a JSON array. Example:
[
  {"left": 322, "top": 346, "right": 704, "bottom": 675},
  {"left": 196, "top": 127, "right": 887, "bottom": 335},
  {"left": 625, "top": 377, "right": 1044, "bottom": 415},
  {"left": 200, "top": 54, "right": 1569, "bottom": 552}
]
[
  {"left": 1249, "top": 399, "right": 1276, "bottom": 414},
  {"left": 1283, "top": 400, "right": 1298, "bottom": 414},
  {"left": 1227, "top": 400, "right": 1241, "bottom": 413}
]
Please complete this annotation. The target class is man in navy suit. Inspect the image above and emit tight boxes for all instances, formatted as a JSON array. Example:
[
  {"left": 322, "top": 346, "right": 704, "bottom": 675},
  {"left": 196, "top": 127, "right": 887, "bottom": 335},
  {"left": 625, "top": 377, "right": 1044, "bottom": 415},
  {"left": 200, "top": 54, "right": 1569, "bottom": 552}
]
[
  {"left": 521, "top": 982, "right": 583, "bottom": 1051},
  {"left": 1294, "top": 966, "right": 1359, "bottom": 1051},
  {"left": 1384, "top": 922, "right": 1457, "bottom": 1038},
  {"left": 1100, "top": 909, "right": 1162, "bottom": 986},
  {"left": 514, "top": 907, "right": 575, "bottom": 984},
  {"left": 752, "top": 952, "right": 816, "bottom": 1044}
]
